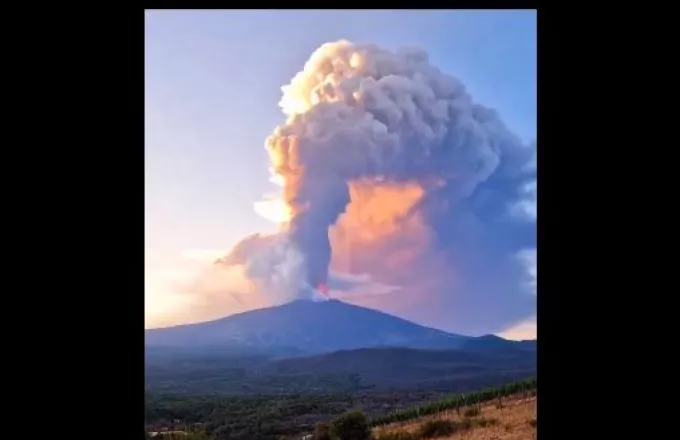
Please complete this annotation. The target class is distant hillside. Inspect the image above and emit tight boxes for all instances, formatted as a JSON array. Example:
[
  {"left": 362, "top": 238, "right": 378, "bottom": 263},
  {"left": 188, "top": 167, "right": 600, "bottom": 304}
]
[
  {"left": 146, "top": 345, "right": 535, "bottom": 395},
  {"left": 460, "top": 334, "right": 536, "bottom": 353},
  {"left": 264, "top": 346, "right": 535, "bottom": 390},
  {"left": 145, "top": 299, "right": 470, "bottom": 354}
]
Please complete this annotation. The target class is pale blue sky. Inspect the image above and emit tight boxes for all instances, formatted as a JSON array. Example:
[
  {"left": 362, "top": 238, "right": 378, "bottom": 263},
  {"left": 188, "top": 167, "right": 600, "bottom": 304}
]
[{"left": 144, "top": 9, "right": 536, "bottom": 330}]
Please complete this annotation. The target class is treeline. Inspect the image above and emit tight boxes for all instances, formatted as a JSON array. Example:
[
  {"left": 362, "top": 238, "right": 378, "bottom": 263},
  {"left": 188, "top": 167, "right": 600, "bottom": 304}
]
[
  {"left": 146, "top": 393, "right": 356, "bottom": 439},
  {"left": 370, "top": 377, "right": 536, "bottom": 427}
]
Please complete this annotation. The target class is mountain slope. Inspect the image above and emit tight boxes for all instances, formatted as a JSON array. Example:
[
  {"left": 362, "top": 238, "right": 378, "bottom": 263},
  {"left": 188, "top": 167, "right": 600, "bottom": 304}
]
[
  {"left": 145, "top": 299, "right": 469, "bottom": 354},
  {"left": 459, "top": 334, "right": 536, "bottom": 354},
  {"left": 266, "top": 346, "right": 536, "bottom": 389}
]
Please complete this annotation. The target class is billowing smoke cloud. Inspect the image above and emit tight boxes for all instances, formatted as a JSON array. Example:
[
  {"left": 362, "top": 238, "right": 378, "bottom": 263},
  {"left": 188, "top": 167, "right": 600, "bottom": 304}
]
[
  {"left": 215, "top": 233, "right": 318, "bottom": 303},
  {"left": 193, "top": 40, "right": 535, "bottom": 335}
]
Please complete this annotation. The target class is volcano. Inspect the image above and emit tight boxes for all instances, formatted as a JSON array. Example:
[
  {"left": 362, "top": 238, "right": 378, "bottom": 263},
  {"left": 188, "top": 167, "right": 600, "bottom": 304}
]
[
  {"left": 145, "top": 299, "right": 477, "bottom": 354},
  {"left": 145, "top": 299, "right": 536, "bottom": 355}
]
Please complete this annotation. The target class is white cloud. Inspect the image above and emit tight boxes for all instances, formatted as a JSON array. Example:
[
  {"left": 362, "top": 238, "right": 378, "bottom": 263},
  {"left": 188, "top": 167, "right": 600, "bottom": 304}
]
[
  {"left": 497, "top": 315, "right": 536, "bottom": 340},
  {"left": 510, "top": 180, "right": 536, "bottom": 221},
  {"left": 517, "top": 248, "right": 536, "bottom": 296}
]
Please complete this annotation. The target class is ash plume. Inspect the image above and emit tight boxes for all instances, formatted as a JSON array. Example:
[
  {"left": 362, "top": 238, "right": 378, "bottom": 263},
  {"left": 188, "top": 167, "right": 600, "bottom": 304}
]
[
  {"left": 210, "top": 40, "right": 535, "bottom": 334},
  {"left": 268, "top": 42, "right": 533, "bottom": 278}
]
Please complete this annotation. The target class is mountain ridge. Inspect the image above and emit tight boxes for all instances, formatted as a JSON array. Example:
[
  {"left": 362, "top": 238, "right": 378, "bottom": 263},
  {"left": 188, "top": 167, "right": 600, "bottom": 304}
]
[{"left": 145, "top": 299, "right": 532, "bottom": 355}]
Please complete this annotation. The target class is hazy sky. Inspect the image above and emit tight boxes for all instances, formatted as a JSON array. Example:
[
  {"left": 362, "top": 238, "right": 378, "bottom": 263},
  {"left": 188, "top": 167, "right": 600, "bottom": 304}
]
[{"left": 145, "top": 9, "right": 536, "bottom": 336}]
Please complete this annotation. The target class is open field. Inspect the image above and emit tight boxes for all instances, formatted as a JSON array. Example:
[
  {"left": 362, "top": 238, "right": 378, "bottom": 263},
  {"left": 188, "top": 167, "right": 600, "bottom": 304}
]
[{"left": 373, "top": 394, "right": 536, "bottom": 440}]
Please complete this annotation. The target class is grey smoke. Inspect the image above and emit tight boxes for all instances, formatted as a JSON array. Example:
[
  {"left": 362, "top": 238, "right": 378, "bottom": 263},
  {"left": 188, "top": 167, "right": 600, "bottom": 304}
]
[{"left": 214, "top": 40, "right": 535, "bottom": 334}]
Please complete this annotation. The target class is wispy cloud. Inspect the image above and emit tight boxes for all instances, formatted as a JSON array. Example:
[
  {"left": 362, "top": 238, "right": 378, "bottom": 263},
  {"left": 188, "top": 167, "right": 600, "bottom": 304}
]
[
  {"left": 517, "top": 248, "right": 536, "bottom": 296},
  {"left": 510, "top": 180, "right": 536, "bottom": 221},
  {"left": 329, "top": 270, "right": 401, "bottom": 300},
  {"left": 497, "top": 315, "right": 536, "bottom": 340}
]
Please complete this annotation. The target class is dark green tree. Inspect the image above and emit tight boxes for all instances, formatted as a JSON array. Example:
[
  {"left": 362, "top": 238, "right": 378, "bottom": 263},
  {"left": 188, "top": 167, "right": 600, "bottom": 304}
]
[{"left": 332, "top": 411, "right": 371, "bottom": 440}]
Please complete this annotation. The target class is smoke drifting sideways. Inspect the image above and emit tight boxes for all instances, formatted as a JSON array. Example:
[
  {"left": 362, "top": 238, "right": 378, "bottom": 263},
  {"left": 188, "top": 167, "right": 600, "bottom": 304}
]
[
  {"left": 184, "top": 40, "right": 536, "bottom": 335},
  {"left": 215, "top": 233, "right": 324, "bottom": 302}
]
